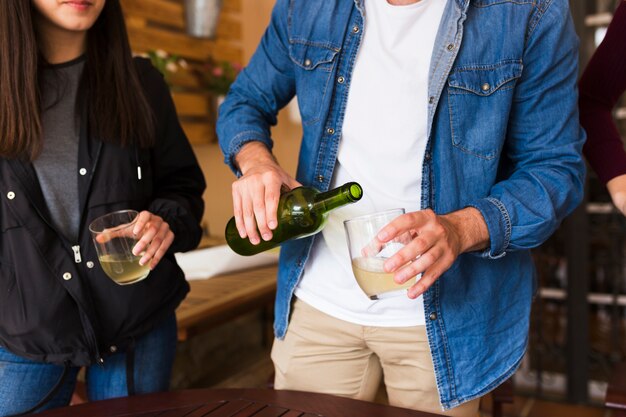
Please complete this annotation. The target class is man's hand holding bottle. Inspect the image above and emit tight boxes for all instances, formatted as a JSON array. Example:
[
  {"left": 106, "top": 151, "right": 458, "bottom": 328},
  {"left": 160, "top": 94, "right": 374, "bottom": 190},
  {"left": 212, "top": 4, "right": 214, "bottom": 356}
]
[{"left": 232, "top": 141, "right": 301, "bottom": 244}]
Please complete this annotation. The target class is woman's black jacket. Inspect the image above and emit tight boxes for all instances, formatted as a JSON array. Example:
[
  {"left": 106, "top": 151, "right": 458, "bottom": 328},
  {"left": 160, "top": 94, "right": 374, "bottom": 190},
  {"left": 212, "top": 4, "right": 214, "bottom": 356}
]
[{"left": 0, "top": 59, "right": 206, "bottom": 366}]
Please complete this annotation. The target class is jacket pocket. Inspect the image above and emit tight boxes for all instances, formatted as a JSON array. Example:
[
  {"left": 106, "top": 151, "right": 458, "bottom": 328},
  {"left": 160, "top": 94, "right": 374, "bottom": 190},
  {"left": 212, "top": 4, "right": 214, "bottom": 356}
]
[
  {"left": 289, "top": 41, "right": 340, "bottom": 125},
  {"left": 0, "top": 260, "right": 16, "bottom": 295},
  {"left": 0, "top": 202, "right": 22, "bottom": 232},
  {"left": 447, "top": 60, "right": 523, "bottom": 160},
  {"left": 0, "top": 260, "right": 18, "bottom": 331}
]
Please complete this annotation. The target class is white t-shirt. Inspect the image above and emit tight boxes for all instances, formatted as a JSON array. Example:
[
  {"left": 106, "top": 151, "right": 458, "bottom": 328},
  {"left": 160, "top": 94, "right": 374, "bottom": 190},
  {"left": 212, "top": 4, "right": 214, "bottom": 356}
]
[{"left": 294, "top": 0, "right": 446, "bottom": 327}]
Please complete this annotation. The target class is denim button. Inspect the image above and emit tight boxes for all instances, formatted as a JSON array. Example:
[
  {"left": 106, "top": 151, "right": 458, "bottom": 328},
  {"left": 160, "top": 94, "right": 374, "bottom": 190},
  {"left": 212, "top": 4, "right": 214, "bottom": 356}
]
[
  {"left": 6, "top": 191, "right": 15, "bottom": 200},
  {"left": 86, "top": 261, "right": 95, "bottom": 269},
  {"left": 481, "top": 83, "right": 490, "bottom": 92},
  {"left": 317, "top": 175, "right": 324, "bottom": 183},
  {"left": 327, "top": 128, "right": 335, "bottom": 135},
  {"left": 63, "top": 272, "right": 72, "bottom": 281},
  {"left": 352, "top": 26, "right": 360, "bottom": 33},
  {"left": 425, "top": 152, "right": 432, "bottom": 160},
  {"left": 79, "top": 168, "right": 87, "bottom": 176},
  {"left": 337, "top": 76, "right": 345, "bottom": 84},
  {"left": 428, "top": 96, "right": 435, "bottom": 104},
  {"left": 429, "top": 312, "right": 437, "bottom": 321},
  {"left": 304, "top": 59, "right": 312, "bottom": 67},
  {"left": 446, "top": 44, "right": 455, "bottom": 51},
  {"left": 109, "top": 345, "right": 117, "bottom": 353}
]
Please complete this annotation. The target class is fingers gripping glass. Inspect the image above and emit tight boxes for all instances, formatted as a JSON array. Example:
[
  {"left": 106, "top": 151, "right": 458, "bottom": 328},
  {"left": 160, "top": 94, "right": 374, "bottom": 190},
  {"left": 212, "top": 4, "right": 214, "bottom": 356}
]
[
  {"left": 89, "top": 210, "right": 150, "bottom": 285},
  {"left": 344, "top": 208, "right": 417, "bottom": 300}
]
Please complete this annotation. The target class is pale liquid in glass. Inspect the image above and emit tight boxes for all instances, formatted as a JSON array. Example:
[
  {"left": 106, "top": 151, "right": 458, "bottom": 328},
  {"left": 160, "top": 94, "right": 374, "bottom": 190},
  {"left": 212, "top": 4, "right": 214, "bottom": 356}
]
[
  {"left": 351, "top": 257, "right": 415, "bottom": 299},
  {"left": 99, "top": 254, "right": 150, "bottom": 285}
]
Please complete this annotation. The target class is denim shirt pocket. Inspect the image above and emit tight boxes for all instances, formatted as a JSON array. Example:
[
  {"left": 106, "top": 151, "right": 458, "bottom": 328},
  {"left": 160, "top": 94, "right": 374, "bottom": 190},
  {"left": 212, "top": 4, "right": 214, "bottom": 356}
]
[
  {"left": 447, "top": 60, "right": 523, "bottom": 160},
  {"left": 288, "top": 41, "right": 340, "bottom": 125}
]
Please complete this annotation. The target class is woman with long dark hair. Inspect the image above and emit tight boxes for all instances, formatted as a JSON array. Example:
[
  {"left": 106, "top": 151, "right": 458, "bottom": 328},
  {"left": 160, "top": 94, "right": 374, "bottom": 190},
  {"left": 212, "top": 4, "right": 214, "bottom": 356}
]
[{"left": 0, "top": 0, "right": 205, "bottom": 414}]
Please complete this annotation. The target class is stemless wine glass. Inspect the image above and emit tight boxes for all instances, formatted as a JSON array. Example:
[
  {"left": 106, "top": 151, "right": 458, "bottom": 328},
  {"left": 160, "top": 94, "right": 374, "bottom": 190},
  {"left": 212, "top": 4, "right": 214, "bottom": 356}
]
[
  {"left": 344, "top": 208, "right": 418, "bottom": 300},
  {"left": 89, "top": 209, "right": 150, "bottom": 285}
]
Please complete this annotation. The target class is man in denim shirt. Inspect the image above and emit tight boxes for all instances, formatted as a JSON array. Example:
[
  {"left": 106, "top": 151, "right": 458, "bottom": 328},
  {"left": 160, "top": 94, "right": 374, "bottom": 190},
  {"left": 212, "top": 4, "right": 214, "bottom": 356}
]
[{"left": 217, "top": 0, "right": 585, "bottom": 415}]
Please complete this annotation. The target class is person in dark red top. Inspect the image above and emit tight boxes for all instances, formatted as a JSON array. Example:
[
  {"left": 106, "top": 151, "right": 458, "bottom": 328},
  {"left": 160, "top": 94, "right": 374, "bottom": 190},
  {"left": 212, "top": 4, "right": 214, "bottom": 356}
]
[{"left": 580, "top": 1, "right": 626, "bottom": 214}]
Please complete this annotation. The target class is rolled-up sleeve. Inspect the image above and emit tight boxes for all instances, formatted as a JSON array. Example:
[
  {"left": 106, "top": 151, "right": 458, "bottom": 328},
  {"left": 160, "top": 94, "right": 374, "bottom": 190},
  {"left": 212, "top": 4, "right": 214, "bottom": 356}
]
[{"left": 471, "top": 0, "right": 586, "bottom": 255}]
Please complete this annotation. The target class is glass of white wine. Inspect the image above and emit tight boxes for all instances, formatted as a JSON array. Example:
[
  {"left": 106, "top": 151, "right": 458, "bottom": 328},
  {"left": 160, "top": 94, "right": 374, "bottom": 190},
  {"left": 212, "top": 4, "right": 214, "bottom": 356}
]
[
  {"left": 89, "top": 209, "right": 150, "bottom": 285},
  {"left": 344, "top": 208, "right": 418, "bottom": 300}
]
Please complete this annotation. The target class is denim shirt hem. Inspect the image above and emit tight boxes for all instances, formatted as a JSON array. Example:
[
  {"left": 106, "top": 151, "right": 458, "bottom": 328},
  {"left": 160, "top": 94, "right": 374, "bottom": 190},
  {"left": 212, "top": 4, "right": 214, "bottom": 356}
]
[{"left": 440, "top": 344, "right": 525, "bottom": 410}]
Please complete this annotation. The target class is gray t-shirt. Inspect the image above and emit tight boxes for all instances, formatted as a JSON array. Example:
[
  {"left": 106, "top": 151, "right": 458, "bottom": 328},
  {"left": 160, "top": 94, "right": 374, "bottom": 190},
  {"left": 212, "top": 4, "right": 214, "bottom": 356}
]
[{"left": 33, "top": 57, "right": 85, "bottom": 242}]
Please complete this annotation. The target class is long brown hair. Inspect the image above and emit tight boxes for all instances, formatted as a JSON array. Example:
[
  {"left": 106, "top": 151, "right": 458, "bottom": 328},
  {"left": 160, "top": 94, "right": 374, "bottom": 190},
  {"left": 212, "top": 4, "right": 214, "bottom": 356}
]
[{"left": 0, "top": 0, "right": 154, "bottom": 161}]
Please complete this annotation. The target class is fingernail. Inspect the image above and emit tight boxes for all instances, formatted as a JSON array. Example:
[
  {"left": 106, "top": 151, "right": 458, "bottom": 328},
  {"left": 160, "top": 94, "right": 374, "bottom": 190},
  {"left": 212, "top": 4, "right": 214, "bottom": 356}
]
[
  {"left": 250, "top": 237, "right": 260, "bottom": 245},
  {"left": 410, "top": 287, "right": 423, "bottom": 299},
  {"left": 262, "top": 233, "right": 272, "bottom": 241},
  {"left": 377, "top": 231, "right": 388, "bottom": 241},
  {"left": 268, "top": 221, "right": 277, "bottom": 229},
  {"left": 384, "top": 261, "right": 396, "bottom": 272}
]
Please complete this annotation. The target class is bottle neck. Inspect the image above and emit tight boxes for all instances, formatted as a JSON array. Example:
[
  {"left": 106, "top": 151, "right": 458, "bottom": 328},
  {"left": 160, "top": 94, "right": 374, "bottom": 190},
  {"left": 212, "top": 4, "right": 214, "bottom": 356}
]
[{"left": 314, "top": 182, "right": 363, "bottom": 213}]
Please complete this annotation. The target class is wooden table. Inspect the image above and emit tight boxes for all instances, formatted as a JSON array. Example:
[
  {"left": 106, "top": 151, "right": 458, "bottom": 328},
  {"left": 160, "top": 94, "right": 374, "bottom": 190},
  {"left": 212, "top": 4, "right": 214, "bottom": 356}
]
[
  {"left": 175, "top": 266, "right": 277, "bottom": 341},
  {"left": 36, "top": 388, "right": 441, "bottom": 417}
]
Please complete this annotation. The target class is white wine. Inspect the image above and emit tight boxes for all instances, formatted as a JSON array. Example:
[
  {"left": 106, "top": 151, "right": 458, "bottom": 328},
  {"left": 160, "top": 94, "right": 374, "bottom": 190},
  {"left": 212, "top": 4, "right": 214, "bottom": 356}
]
[
  {"left": 98, "top": 254, "right": 150, "bottom": 285},
  {"left": 351, "top": 257, "right": 415, "bottom": 299}
]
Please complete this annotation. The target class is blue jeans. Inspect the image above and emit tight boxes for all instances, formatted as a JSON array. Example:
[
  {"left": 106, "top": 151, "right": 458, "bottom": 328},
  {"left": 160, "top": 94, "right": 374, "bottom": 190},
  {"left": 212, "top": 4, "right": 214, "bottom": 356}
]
[{"left": 0, "top": 314, "right": 177, "bottom": 416}]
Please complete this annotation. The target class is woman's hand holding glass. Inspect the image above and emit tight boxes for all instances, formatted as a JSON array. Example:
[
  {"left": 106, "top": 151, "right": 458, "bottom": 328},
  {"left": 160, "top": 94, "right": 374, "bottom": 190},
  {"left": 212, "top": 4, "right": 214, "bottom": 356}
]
[
  {"left": 92, "top": 209, "right": 174, "bottom": 286},
  {"left": 130, "top": 211, "right": 174, "bottom": 270}
]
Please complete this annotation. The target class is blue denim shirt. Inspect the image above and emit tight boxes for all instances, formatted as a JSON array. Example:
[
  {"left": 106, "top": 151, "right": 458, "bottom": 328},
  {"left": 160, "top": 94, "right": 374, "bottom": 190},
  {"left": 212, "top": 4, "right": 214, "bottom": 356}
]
[{"left": 218, "top": 0, "right": 585, "bottom": 409}]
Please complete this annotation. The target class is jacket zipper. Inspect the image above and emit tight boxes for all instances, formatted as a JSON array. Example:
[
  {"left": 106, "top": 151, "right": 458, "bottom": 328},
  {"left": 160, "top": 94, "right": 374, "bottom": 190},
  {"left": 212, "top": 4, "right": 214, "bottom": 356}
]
[{"left": 71, "top": 245, "right": 82, "bottom": 264}]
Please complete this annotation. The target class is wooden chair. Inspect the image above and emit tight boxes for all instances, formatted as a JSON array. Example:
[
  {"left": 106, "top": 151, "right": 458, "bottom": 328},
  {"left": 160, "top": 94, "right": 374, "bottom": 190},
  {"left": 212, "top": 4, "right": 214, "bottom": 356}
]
[
  {"left": 489, "top": 377, "right": 514, "bottom": 417},
  {"left": 606, "top": 362, "right": 626, "bottom": 417}
]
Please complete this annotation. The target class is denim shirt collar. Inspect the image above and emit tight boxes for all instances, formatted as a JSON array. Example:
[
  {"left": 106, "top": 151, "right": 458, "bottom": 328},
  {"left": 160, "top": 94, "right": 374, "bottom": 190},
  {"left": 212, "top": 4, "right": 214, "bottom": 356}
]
[
  {"left": 426, "top": 0, "right": 468, "bottom": 139},
  {"left": 353, "top": 0, "right": 364, "bottom": 14},
  {"left": 354, "top": 0, "right": 469, "bottom": 11},
  {"left": 455, "top": 0, "right": 470, "bottom": 9}
]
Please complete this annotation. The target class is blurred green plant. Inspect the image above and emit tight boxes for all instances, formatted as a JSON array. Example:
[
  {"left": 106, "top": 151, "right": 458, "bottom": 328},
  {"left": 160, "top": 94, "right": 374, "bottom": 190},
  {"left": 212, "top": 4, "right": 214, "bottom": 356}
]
[
  {"left": 195, "top": 59, "right": 243, "bottom": 96},
  {"left": 143, "top": 49, "right": 188, "bottom": 83}
]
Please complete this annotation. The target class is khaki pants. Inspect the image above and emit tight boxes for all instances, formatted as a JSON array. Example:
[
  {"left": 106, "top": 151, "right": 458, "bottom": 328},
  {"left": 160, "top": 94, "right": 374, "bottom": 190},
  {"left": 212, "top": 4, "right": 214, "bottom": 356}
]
[{"left": 271, "top": 299, "right": 480, "bottom": 417}]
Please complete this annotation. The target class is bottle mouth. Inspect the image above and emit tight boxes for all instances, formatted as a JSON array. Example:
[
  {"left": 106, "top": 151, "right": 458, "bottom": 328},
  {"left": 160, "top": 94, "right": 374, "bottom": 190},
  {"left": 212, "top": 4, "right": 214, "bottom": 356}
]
[{"left": 347, "top": 182, "right": 363, "bottom": 201}]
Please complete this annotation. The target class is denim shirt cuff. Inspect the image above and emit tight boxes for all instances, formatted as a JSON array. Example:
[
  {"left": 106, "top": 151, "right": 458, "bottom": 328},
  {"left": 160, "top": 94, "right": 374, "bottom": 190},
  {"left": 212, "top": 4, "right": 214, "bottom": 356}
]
[
  {"left": 225, "top": 132, "right": 274, "bottom": 177},
  {"left": 468, "top": 197, "right": 511, "bottom": 259}
]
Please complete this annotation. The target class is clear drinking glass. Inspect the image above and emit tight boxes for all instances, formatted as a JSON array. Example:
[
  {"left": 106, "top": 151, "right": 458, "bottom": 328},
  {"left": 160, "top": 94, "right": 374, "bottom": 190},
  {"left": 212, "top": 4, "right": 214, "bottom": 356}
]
[
  {"left": 89, "top": 209, "right": 150, "bottom": 285},
  {"left": 344, "top": 208, "right": 417, "bottom": 300}
]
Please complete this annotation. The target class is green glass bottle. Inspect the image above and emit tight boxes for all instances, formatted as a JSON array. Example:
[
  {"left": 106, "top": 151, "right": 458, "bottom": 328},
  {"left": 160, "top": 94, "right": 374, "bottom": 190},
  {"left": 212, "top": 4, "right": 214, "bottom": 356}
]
[{"left": 225, "top": 182, "right": 363, "bottom": 256}]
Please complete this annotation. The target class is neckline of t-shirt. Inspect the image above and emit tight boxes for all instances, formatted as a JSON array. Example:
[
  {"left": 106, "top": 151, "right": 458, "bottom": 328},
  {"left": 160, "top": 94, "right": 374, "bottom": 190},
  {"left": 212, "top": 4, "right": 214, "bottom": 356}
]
[
  {"left": 381, "top": 0, "right": 430, "bottom": 12},
  {"left": 43, "top": 54, "right": 87, "bottom": 70}
]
